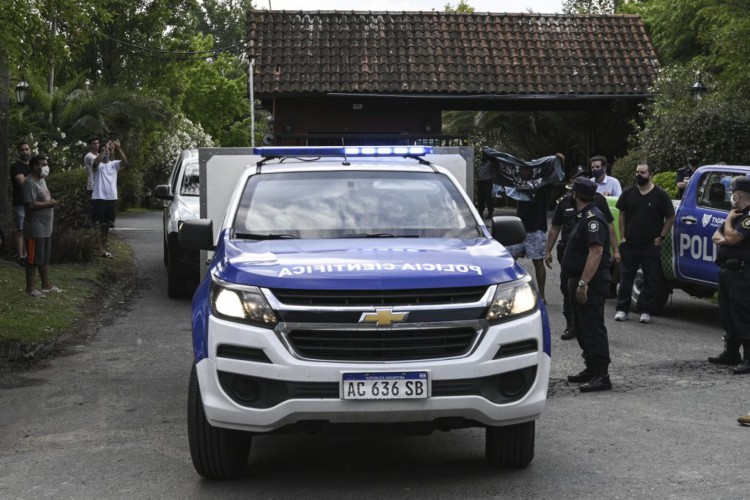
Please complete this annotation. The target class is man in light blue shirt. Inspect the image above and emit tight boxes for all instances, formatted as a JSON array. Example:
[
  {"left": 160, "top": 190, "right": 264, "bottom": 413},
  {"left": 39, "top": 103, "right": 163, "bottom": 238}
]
[{"left": 590, "top": 155, "right": 622, "bottom": 197}]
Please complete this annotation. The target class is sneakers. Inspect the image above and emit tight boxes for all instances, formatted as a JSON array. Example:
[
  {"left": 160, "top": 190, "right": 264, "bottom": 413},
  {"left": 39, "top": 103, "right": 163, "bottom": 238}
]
[
  {"left": 739, "top": 414, "right": 750, "bottom": 426},
  {"left": 41, "top": 285, "right": 63, "bottom": 293},
  {"left": 101, "top": 251, "right": 113, "bottom": 259},
  {"left": 27, "top": 289, "right": 46, "bottom": 298},
  {"left": 614, "top": 311, "right": 628, "bottom": 321},
  {"left": 17, "top": 257, "right": 26, "bottom": 268},
  {"left": 639, "top": 313, "right": 652, "bottom": 324}
]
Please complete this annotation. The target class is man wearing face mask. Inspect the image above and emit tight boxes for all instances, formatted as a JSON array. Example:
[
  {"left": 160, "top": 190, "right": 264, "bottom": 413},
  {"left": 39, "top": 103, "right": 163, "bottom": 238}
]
[
  {"left": 590, "top": 156, "right": 622, "bottom": 197},
  {"left": 708, "top": 176, "right": 750, "bottom": 374},
  {"left": 675, "top": 150, "right": 700, "bottom": 200},
  {"left": 614, "top": 161, "right": 675, "bottom": 324},
  {"left": 23, "top": 155, "right": 62, "bottom": 298},
  {"left": 92, "top": 139, "right": 128, "bottom": 258},
  {"left": 561, "top": 177, "right": 613, "bottom": 392}
]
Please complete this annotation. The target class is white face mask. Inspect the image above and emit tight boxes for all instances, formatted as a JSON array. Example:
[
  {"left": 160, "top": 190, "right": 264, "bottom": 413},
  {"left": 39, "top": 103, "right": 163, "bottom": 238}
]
[{"left": 40, "top": 165, "right": 50, "bottom": 178}]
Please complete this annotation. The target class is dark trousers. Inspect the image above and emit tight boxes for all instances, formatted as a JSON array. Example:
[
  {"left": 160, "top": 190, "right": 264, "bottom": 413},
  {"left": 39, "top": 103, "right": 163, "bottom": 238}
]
[
  {"left": 718, "top": 267, "right": 750, "bottom": 342},
  {"left": 567, "top": 269, "right": 611, "bottom": 368},
  {"left": 477, "top": 179, "right": 494, "bottom": 217},
  {"left": 557, "top": 246, "right": 572, "bottom": 327},
  {"left": 616, "top": 241, "right": 662, "bottom": 314}
]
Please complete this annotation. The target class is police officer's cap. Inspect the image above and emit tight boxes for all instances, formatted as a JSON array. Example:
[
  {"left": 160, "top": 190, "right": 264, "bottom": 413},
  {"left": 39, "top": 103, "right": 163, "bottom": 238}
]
[
  {"left": 687, "top": 150, "right": 699, "bottom": 159},
  {"left": 571, "top": 177, "right": 597, "bottom": 199},
  {"left": 734, "top": 176, "right": 750, "bottom": 194},
  {"left": 565, "top": 166, "right": 589, "bottom": 190}
]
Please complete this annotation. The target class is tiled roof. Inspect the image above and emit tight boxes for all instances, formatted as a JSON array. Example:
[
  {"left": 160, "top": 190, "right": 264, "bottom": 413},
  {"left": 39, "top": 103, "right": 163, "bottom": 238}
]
[{"left": 247, "top": 11, "right": 659, "bottom": 97}]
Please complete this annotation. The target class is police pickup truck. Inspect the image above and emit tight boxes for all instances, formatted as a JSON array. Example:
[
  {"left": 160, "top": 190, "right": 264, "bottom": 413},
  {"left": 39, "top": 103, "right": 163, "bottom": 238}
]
[
  {"left": 179, "top": 146, "right": 551, "bottom": 478},
  {"left": 625, "top": 165, "right": 750, "bottom": 313}
]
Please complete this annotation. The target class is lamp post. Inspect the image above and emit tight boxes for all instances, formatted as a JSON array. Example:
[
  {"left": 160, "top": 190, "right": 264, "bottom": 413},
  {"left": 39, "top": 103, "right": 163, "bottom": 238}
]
[
  {"left": 15, "top": 78, "right": 30, "bottom": 105},
  {"left": 691, "top": 73, "right": 707, "bottom": 101}
]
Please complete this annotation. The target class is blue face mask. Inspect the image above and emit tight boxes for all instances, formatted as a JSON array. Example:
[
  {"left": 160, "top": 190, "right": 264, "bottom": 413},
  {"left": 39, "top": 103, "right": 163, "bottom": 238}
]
[{"left": 103, "top": 154, "right": 110, "bottom": 162}]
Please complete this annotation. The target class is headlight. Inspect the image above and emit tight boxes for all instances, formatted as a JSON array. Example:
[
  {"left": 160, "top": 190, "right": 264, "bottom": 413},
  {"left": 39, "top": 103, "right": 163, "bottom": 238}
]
[
  {"left": 210, "top": 279, "right": 278, "bottom": 328},
  {"left": 485, "top": 278, "right": 538, "bottom": 324}
]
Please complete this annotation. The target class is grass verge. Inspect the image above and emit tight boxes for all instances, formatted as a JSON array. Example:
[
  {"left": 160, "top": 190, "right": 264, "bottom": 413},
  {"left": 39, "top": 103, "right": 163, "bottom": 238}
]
[{"left": 0, "top": 237, "right": 135, "bottom": 347}]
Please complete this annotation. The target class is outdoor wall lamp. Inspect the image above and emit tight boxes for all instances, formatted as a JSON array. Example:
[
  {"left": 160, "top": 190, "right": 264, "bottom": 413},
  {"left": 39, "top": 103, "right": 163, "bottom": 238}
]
[
  {"left": 15, "top": 78, "right": 30, "bottom": 105},
  {"left": 691, "top": 73, "right": 707, "bottom": 101}
]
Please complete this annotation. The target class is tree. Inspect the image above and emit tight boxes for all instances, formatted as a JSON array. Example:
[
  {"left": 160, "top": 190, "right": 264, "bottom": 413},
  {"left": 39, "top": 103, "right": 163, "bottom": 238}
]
[
  {"left": 617, "top": 0, "right": 750, "bottom": 173},
  {"left": 562, "top": 0, "right": 619, "bottom": 14},
  {"left": 444, "top": 0, "right": 475, "bottom": 13}
]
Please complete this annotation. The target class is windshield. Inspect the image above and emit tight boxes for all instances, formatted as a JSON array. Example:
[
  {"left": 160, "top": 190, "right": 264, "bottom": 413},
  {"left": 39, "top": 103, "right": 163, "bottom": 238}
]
[
  {"left": 180, "top": 160, "right": 200, "bottom": 196},
  {"left": 232, "top": 170, "right": 482, "bottom": 239}
]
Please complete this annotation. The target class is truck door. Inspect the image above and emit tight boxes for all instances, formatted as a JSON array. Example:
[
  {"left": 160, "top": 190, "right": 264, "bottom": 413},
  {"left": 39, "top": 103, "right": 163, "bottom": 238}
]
[{"left": 674, "top": 170, "right": 731, "bottom": 285}]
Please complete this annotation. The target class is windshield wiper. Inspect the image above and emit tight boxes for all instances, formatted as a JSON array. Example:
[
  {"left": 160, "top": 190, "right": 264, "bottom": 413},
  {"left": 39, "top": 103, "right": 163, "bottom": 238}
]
[
  {"left": 234, "top": 232, "right": 299, "bottom": 240},
  {"left": 342, "top": 233, "right": 420, "bottom": 238}
]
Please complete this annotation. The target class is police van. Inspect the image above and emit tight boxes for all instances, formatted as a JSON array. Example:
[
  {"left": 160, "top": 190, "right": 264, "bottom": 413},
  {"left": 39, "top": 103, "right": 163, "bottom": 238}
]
[{"left": 179, "top": 146, "right": 551, "bottom": 478}]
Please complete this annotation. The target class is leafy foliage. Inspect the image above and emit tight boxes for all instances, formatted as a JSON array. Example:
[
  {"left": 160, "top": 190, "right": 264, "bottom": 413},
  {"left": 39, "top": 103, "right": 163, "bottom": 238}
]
[
  {"left": 562, "top": 0, "right": 618, "bottom": 14},
  {"left": 444, "top": 1, "right": 475, "bottom": 13}
]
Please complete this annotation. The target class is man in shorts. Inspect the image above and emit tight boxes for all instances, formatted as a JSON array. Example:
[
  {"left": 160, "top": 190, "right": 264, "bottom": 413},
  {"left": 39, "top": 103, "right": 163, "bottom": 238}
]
[
  {"left": 10, "top": 142, "right": 32, "bottom": 267},
  {"left": 23, "top": 155, "right": 62, "bottom": 297},
  {"left": 92, "top": 139, "right": 127, "bottom": 258},
  {"left": 508, "top": 165, "right": 555, "bottom": 302}
]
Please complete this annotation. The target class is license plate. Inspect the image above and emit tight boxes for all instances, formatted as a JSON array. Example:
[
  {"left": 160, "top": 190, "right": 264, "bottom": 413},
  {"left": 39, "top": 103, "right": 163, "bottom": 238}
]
[{"left": 341, "top": 371, "right": 429, "bottom": 400}]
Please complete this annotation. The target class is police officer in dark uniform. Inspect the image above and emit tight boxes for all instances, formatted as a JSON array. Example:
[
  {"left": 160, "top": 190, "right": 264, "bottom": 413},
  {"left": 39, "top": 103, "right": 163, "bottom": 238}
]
[
  {"left": 675, "top": 150, "right": 700, "bottom": 200},
  {"left": 545, "top": 168, "right": 618, "bottom": 340},
  {"left": 708, "top": 176, "right": 750, "bottom": 374},
  {"left": 561, "top": 177, "right": 613, "bottom": 392}
]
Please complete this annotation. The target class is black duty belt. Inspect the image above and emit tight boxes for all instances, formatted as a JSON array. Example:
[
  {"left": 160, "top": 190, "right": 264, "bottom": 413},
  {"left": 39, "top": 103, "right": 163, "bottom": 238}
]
[{"left": 722, "top": 259, "right": 748, "bottom": 270}]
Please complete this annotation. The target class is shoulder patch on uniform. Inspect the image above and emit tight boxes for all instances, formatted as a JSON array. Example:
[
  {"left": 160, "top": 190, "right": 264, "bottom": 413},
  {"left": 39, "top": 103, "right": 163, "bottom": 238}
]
[
  {"left": 588, "top": 220, "right": 600, "bottom": 232},
  {"left": 742, "top": 218, "right": 750, "bottom": 229}
]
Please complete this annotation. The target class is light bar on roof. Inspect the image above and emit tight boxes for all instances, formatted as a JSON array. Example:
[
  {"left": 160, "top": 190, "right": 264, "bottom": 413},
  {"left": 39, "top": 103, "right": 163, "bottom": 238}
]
[{"left": 253, "top": 146, "right": 433, "bottom": 157}]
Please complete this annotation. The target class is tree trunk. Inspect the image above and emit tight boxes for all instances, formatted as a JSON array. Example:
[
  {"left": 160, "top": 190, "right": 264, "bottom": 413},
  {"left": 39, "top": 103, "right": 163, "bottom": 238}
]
[{"left": 0, "top": 56, "right": 10, "bottom": 239}]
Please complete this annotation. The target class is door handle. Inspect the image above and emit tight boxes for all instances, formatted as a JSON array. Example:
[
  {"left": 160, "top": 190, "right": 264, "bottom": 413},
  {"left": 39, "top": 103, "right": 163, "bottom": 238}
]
[{"left": 681, "top": 216, "right": 697, "bottom": 225}]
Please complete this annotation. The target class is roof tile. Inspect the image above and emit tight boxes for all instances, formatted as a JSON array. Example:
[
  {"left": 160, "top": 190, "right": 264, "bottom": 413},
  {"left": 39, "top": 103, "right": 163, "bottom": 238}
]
[{"left": 248, "top": 11, "right": 659, "bottom": 96}]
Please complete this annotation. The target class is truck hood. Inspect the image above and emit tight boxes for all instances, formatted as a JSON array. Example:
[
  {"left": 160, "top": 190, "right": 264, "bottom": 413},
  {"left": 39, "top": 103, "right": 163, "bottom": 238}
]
[{"left": 213, "top": 237, "right": 525, "bottom": 290}]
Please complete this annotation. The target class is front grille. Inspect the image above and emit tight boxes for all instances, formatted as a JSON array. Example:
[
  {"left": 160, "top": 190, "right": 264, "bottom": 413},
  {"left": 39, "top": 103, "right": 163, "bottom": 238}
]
[
  {"left": 218, "top": 366, "right": 537, "bottom": 409},
  {"left": 287, "top": 327, "right": 477, "bottom": 361},
  {"left": 271, "top": 286, "right": 488, "bottom": 307}
]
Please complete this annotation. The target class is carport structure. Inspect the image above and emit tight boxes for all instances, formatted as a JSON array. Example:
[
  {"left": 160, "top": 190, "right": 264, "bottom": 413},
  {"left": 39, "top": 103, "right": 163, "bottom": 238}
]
[{"left": 246, "top": 10, "right": 659, "bottom": 159}]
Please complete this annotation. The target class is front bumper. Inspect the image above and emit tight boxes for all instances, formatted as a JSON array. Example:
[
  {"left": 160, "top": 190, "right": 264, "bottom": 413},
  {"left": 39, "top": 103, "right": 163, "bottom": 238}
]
[{"left": 197, "top": 311, "right": 550, "bottom": 434}]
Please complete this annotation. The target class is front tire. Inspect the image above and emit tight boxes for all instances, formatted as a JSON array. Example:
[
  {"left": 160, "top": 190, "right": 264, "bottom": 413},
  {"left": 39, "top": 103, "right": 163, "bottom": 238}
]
[
  {"left": 167, "top": 233, "right": 189, "bottom": 298},
  {"left": 631, "top": 268, "right": 670, "bottom": 314},
  {"left": 187, "top": 365, "right": 252, "bottom": 479},
  {"left": 485, "top": 421, "right": 535, "bottom": 469}
]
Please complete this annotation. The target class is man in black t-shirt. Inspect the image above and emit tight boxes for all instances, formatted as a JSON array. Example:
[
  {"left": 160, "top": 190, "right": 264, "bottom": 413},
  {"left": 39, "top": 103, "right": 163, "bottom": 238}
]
[
  {"left": 507, "top": 170, "right": 553, "bottom": 302},
  {"left": 10, "top": 142, "right": 32, "bottom": 267},
  {"left": 614, "top": 161, "right": 676, "bottom": 324}
]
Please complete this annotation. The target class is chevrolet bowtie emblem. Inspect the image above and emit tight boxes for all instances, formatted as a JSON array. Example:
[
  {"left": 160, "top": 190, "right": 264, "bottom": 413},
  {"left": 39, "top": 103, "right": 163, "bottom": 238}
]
[{"left": 359, "top": 309, "right": 409, "bottom": 327}]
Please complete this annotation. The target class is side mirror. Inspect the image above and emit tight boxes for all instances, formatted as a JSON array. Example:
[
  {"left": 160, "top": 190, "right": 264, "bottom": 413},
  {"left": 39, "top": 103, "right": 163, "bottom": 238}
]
[
  {"left": 490, "top": 216, "right": 526, "bottom": 247},
  {"left": 154, "top": 184, "right": 173, "bottom": 201},
  {"left": 179, "top": 219, "right": 214, "bottom": 251}
]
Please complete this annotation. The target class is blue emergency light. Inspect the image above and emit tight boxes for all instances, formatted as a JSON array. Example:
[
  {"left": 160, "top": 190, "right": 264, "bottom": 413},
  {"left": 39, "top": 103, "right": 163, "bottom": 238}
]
[{"left": 253, "top": 146, "right": 433, "bottom": 157}]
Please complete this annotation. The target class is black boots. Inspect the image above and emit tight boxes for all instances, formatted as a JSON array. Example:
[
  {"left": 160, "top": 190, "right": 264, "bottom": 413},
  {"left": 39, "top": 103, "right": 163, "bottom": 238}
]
[
  {"left": 708, "top": 340, "right": 742, "bottom": 365},
  {"left": 560, "top": 323, "right": 576, "bottom": 341},
  {"left": 733, "top": 342, "right": 750, "bottom": 375},
  {"left": 579, "top": 365, "right": 612, "bottom": 392},
  {"left": 567, "top": 368, "right": 593, "bottom": 383},
  {"left": 567, "top": 365, "right": 612, "bottom": 392}
]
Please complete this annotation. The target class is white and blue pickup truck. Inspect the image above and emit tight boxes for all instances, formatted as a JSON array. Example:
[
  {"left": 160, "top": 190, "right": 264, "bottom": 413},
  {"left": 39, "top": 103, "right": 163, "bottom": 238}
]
[
  {"left": 622, "top": 165, "right": 750, "bottom": 312},
  {"left": 178, "top": 146, "right": 551, "bottom": 478}
]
